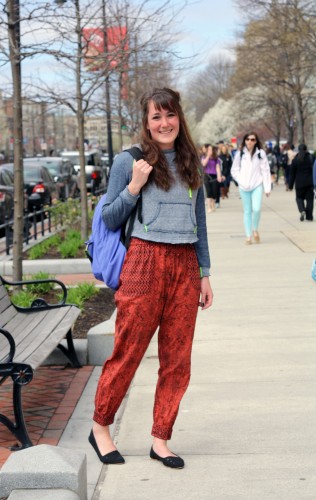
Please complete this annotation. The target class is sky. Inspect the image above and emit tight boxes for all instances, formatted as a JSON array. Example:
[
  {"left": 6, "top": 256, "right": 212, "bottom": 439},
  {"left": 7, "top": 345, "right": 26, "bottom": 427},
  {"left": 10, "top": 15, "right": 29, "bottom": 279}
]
[
  {"left": 175, "top": 0, "right": 240, "bottom": 69},
  {"left": 0, "top": 0, "right": 241, "bottom": 92}
]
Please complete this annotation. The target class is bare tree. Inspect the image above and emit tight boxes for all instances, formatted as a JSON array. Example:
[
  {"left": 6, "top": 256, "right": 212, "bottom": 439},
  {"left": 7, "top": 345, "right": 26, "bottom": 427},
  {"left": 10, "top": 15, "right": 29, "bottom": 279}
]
[
  {"left": 185, "top": 55, "right": 235, "bottom": 122},
  {"left": 233, "top": 0, "right": 316, "bottom": 144}
]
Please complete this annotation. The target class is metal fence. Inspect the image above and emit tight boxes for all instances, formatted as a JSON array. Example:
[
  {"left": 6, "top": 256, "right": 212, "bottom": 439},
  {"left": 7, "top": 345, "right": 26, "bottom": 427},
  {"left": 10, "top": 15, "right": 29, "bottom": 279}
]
[{"left": 0, "top": 187, "right": 106, "bottom": 256}]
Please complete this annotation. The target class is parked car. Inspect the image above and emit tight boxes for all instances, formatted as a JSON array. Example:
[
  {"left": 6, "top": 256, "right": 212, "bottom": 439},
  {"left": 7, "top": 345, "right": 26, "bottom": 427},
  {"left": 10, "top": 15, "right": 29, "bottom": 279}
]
[
  {"left": 61, "top": 150, "right": 106, "bottom": 193},
  {"left": 100, "top": 154, "right": 110, "bottom": 181},
  {"left": 0, "top": 166, "right": 30, "bottom": 236},
  {"left": 1, "top": 162, "right": 57, "bottom": 211},
  {"left": 0, "top": 184, "right": 14, "bottom": 233},
  {"left": 24, "top": 157, "right": 79, "bottom": 200}
]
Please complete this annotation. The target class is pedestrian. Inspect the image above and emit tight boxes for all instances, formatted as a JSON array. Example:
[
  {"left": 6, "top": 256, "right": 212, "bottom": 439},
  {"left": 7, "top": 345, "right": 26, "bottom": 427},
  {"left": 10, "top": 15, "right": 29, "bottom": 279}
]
[
  {"left": 89, "top": 87, "right": 213, "bottom": 469},
  {"left": 218, "top": 143, "right": 233, "bottom": 198},
  {"left": 231, "top": 132, "right": 271, "bottom": 244},
  {"left": 288, "top": 143, "right": 314, "bottom": 221},
  {"left": 265, "top": 147, "right": 277, "bottom": 187},
  {"left": 282, "top": 143, "right": 296, "bottom": 190},
  {"left": 201, "top": 144, "right": 222, "bottom": 213}
]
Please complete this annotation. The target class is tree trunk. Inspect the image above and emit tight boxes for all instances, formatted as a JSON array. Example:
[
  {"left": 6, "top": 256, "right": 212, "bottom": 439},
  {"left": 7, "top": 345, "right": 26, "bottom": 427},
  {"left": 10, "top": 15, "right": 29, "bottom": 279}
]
[
  {"left": 117, "top": 73, "right": 123, "bottom": 152},
  {"left": 75, "top": 0, "right": 88, "bottom": 241},
  {"left": 293, "top": 91, "right": 305, "bottom": 145},
  {"left": 7, "top": 0, "right": 24, "bottom": 282}
]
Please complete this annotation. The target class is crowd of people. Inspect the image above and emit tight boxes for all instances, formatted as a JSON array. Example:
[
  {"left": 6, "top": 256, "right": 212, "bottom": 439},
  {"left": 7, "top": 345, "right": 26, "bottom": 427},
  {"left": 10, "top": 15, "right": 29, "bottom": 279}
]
[{"left": 199, "top": 137, "right": 316, "bottom": 243}]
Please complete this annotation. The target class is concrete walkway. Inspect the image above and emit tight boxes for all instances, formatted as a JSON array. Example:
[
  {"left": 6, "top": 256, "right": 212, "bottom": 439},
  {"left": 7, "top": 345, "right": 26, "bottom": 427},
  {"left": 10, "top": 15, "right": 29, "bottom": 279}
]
[{"left": 58, "top": 182, "right": 316, "bottom": 500}]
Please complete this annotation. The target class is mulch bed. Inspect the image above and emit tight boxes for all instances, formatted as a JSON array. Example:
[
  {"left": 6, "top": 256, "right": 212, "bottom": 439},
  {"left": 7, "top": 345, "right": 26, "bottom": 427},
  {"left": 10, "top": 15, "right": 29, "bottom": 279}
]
[{"left": 72, "top": 287, "right": 116, "bottom": 339}]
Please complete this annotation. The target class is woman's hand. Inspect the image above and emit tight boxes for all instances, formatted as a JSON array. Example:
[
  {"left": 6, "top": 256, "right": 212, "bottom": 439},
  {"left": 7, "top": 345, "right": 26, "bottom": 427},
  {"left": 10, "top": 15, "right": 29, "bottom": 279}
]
[
  {"left": 128, "top": 159, "right": 153, "bottom": 196},
  {"left": 199, "top": 276, "right": 213, "bottom": 310}
]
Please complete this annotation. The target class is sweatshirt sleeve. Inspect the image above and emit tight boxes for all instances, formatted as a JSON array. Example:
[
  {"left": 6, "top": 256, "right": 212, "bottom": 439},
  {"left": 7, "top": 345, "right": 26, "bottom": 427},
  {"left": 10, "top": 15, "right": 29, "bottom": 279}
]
[
  {"left": 231, "top": 150, "right": 241, "bottom": 184},
  {"left": 193, "top": 186, "right": 211, "bottom": 276},
  {"left": 259, "top": 150, "right": 272, "bottom": 193},
  {"left": 102, "top": 151, "right": 140, "bottom": 230}
]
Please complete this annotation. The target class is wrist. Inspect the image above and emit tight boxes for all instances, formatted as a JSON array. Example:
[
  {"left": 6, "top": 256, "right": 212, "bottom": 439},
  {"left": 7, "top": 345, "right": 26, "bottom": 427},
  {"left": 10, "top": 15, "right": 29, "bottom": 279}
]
[{"left": 128, "top": 181, "right": 142, "bottom": 196}]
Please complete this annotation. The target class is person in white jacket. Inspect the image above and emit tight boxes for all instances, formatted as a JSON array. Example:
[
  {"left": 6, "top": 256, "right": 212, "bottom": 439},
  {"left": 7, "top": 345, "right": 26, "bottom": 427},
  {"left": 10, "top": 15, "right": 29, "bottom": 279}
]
[{"left": 231, "top": 132, "right": 271, "bottom": 244}]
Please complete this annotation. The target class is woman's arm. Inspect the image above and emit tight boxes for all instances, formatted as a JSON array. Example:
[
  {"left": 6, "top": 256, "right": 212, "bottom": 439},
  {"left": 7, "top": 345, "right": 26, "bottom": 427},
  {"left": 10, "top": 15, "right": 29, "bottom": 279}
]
[
  {"left": 230, "top": 150, "right": 241, "bottom": 184},
  {"left": 259, "top": 150, "right": 271, "bottom": 194},
  {"left": 216, "top": 162, "right": 223, "bottom": 182},
  {"left": 101, "top": 152, "right": 140, "bottom": 230},
  {"left": 193, "top": 186, "right": 210, "bottom": 277}
]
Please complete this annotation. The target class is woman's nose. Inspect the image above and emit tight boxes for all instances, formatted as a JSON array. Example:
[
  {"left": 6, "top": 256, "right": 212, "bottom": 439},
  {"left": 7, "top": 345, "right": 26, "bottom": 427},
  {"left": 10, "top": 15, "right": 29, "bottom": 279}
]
[{"left": 160, "top": 116, "right": 168, "bottom": 126}]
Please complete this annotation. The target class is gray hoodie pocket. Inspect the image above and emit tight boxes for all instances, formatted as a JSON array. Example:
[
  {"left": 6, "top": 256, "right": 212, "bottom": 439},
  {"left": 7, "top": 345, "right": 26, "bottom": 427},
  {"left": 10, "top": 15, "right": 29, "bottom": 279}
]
[{"left": 144, "top": 202, "right": 197, "bottom": 235}]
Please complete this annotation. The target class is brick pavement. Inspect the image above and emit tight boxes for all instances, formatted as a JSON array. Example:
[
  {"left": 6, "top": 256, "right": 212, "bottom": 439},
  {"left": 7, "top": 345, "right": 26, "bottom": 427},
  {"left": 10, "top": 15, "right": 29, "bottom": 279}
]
[
  {"left": 55, "top": 273, "right": 100, "bottom": 286},
  {"left": 0, "top": 365, "right": 93, "bottom": 469}
]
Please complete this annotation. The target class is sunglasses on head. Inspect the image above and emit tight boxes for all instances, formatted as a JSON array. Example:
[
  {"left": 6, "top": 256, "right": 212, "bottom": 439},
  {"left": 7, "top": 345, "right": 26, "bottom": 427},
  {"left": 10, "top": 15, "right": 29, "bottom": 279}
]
[{"left": 246, "top": 138, "right": 256, "bottom": 142}]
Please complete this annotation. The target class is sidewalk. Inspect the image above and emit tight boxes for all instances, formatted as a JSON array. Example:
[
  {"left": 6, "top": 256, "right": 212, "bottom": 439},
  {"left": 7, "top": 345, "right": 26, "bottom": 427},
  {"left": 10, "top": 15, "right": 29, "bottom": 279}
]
[
  {"left": 87, "top": 183, "right": 315, "bottom": 499},
  {"left": 2, "top": 182, "right": 316, "bottom": 499}
]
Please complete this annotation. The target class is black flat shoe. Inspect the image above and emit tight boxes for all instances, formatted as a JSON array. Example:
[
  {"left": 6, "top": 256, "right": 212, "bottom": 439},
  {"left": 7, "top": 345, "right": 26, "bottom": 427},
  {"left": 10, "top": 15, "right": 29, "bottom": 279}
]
[
  {"left": 150, "top": 446, "right": 184, "bottom": 469},
  {"left": 88, "top": 430, "right": 125, "bottom": 464}
]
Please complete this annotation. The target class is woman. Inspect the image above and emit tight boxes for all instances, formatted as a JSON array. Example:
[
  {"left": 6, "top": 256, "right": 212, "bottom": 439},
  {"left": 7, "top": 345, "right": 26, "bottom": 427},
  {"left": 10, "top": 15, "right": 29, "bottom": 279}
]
[
  {"left": 201, "top": 144, "right": 222, "bottom": 213},
  {"left": 289, "top": 144, "right": 314, "bottom": 221},
  {"left": 231, "top": 132, "right": 271, "bottom": 244},
  {"left": 218, "top": 143, "right": 232, "bottom": 198},
  {"left": 89, "top": 88, "right": 213, "bottom": 469},
  {"left": 283, "top": 143, "right": 296, "bottom": 191}
]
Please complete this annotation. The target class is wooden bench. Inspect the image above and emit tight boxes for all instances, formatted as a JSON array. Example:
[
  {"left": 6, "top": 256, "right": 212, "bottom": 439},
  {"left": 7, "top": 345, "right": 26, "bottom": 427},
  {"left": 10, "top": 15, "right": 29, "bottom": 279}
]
[{"left": 0, "top": 275, "right": 81, "bottom": 450}]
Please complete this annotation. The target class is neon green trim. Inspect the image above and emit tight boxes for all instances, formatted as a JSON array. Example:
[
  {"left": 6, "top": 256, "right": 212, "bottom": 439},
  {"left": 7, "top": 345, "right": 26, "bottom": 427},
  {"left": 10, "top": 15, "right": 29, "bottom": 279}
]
[
  {"left": 199, "top": 267, "right": 203, "bottom": 278},
  {"left": 194, "top": 226, "right": 198, "bottom": 234},
  {"left": 144, "top": 225, "right": 148, "bottom": 232},
  {"left": 188, "top": 188, "right": 192, "bottom": 198}
]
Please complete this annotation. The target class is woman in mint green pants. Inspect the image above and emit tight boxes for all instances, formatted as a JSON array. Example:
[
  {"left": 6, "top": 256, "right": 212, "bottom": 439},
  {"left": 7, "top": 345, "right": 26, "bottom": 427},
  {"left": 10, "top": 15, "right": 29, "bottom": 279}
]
[{"left": 231, "top": 132, "right": 271, "bottom": 244}]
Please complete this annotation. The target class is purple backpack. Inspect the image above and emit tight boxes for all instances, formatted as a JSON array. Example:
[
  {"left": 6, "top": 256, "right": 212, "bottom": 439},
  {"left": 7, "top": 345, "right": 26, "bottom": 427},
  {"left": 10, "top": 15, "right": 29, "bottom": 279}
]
[{"left": 85, "top": 147, "right": 143, "bottom": 290}]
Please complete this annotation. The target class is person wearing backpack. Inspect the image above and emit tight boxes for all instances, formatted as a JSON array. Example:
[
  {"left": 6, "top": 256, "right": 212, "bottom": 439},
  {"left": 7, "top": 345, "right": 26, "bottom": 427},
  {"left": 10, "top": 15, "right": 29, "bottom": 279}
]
[
  {"left": 231, "top": 132, "right": 271, "bottom": 244},
  {"left": 288, "top": 143, "right": 314, "bottom": 221},
  {"left": 89, "top": 87, "right": 213, "bottom": 469}
]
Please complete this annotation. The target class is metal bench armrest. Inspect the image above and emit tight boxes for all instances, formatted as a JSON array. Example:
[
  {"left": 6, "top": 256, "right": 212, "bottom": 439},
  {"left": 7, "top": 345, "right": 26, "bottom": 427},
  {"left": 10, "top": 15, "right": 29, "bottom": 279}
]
[
  {"left": 1, "top": 276, "right": 68, "bottom": 310},
  {"left": 0, "top": 327, "right": 15, "bottom": 364}
]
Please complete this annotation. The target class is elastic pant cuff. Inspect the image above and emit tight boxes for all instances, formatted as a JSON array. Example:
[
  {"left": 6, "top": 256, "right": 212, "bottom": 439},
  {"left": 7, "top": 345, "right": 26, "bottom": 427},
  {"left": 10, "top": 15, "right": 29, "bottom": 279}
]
[
  {"left": 151, "top": 425, "right": 172, "bottom": 440},
  {"left": 93, "top": 412, "right": 115, "bottom": 427}
]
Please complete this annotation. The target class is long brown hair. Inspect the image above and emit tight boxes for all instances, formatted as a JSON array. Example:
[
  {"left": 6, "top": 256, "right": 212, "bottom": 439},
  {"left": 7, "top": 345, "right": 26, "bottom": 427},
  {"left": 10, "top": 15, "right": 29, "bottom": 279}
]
[{"left": 140, "top": 88, "right": 201, "bottom": 191}]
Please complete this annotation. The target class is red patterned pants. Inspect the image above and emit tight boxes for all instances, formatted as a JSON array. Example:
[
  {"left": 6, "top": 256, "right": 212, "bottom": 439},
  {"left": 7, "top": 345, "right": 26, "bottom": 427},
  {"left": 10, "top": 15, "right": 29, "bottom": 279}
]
[{"left": 93, "top": 238, "right": 201, "bottom": 440}]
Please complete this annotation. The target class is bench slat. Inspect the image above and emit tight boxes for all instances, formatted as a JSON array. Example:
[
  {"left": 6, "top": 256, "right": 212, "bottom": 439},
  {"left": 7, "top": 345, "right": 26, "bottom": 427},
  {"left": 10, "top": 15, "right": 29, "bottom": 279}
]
[
  {"left": 0, "top": 294, "right": 12, "bottom": 315},
  {"left": 14, "top": 306, "right": 81, "bottom": 369},
  {"left": 0, "top": 310, "right": 48, "bottom": 362},
  {"left": 0, "top": 284, "right": 8, "bottom": 300}
]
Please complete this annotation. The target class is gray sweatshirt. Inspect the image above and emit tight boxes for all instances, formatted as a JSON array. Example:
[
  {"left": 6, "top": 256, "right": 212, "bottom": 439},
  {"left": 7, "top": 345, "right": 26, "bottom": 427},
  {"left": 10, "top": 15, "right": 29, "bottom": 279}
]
[{"left": 102, "top": 148, "right": 211, "bottom": 276}]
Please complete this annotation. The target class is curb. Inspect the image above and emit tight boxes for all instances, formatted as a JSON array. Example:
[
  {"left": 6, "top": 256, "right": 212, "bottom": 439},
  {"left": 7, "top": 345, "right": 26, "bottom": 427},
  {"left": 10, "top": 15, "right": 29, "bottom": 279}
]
[{"left": 0, "top": 259, "right": 91, "bottom": 276}]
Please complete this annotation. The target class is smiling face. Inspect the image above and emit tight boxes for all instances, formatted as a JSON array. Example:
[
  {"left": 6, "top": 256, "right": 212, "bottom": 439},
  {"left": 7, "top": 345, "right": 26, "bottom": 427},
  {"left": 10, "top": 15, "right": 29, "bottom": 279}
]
[{"left": 146, "top": 100, "right": 180, "bottom": 150}]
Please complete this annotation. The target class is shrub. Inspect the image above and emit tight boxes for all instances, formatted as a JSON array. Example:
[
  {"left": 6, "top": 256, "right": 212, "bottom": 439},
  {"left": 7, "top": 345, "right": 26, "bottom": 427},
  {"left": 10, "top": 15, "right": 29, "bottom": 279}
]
[
  {"left": 28, "top": 234, "right": 62, "bottom": 259},
  {"left": 61, "top": 282, "right": 99, "bottom": 309},
  {"left": 26, "top": 271, "right": 56, "bottom": 294},
  {"left": 60, "top": 239, "right": 82, "bottom": 258},
  {"left": 10, "top": 289, "right": 36, "bottom": 308}
]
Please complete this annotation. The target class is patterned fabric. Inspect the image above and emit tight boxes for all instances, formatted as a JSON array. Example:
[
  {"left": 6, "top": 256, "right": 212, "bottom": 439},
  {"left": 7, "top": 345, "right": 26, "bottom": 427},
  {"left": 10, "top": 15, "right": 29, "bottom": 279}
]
[{"left": 93, "top": 238, "right": 201, "bottom": 440}]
